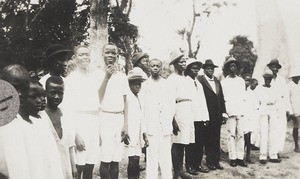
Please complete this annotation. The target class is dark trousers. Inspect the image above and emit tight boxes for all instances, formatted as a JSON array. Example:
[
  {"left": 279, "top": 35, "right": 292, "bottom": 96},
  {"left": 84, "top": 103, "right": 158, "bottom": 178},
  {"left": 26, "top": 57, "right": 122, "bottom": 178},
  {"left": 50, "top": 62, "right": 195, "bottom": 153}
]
[
  {"left": 205, "top": 123, "right": 221, "bottom": 166},
  {"left": 127, "top": 156, "right": 140, "bottom": 179},
  {"left": 185, "top": 122, "right": 208, "bottom": 169},
  {"left": 172, "top": 143, "right": 186, "bottom": 176}
]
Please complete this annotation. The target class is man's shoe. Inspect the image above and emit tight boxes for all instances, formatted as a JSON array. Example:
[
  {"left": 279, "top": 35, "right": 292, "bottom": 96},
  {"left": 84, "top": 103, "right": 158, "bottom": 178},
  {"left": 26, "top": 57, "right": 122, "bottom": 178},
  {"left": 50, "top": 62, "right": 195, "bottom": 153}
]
[
  {"left": 215, "top": 164, "right": 224, "bottom": 170},
  {"left": 259, "top": 160, "right": 267, "bottom": 164},
  {"left": 269, "top": 158, "right": 282, "bottom": 163},
  {"left": 206, "top": 164, "right": 216, "bottom": 170},
  {"left": 196, "top": 165, "right": 209, "bottom": 173},
  {"left": 186, "top": 167, "right": 198, "bottom": 175},
  {"left": 236, "top": 159, "right": 248, "bottom": 167},
  {"left": 229, "top": 160, "right": 237, "bottom": 167},
  {"left": 294, "top": 148, "right": 300, "bottom": 153}
]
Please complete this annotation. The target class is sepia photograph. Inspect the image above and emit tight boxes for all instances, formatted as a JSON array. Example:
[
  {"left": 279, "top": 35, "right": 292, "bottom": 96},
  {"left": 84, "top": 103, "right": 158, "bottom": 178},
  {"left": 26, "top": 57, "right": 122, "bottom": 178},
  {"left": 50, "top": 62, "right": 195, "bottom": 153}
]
[{"left": 0, "top": 0, "right": 299, "bottom": 178}]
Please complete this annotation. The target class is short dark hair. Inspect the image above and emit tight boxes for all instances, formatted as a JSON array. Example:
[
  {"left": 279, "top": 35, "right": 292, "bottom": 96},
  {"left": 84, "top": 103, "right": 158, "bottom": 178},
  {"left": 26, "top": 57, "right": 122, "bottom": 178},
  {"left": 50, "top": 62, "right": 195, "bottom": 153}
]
[
  {"left": 250, "top": 78, "right": 258, "bottom": 83},
  {"left": 45, "top": 76, "right": 64, "bottom": 90},
  {"left": 102, "top": 42, "right": 118, "bottom": 53}
]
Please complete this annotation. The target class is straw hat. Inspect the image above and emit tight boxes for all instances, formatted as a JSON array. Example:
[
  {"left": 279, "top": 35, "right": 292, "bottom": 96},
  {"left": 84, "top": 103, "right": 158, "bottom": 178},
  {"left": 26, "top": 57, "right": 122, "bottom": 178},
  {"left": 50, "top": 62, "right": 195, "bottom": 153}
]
[
  {"left": 131, "top": 52, "right": 149, "bottom": 66},
  {"left": 169, "top": 49, "right": 184, "bottom": 66},
  {"left": 128, "top": 67, "right": 148, "bottom": 81}
]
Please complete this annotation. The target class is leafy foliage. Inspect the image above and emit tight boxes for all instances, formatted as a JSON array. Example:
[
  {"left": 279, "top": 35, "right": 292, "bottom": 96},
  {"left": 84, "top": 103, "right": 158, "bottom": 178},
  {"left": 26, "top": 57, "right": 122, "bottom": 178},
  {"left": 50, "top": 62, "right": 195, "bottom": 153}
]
[{"left": 228, "top": 35, "right": 257, "bottom": 76}]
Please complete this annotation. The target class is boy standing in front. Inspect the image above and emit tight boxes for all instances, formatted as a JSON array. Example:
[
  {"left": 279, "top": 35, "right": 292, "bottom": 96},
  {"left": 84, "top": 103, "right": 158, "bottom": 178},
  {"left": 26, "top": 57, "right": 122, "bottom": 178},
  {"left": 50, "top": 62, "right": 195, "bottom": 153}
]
[
  {"left": 98, "top": 43, "right": 130, "bottom": 179},
  {"left": 221, "top": 57, "right": 247, "bottom": 167},
  {"left": 126, "top": 67, "right": 148, "bottom": 179},
  {"left": 44, "top": 76, "right": 77, "bottom": 179},
  {"left": 140, "top": 59, "right": 174, "bottom": 179}
]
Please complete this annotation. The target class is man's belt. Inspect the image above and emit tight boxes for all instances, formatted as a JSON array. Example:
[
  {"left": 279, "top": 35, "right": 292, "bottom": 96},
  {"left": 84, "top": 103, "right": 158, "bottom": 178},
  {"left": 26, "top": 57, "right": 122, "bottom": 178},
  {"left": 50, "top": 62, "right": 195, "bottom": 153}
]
[
  {"left": 101, "top": 110, "right": 124, "bottom": 114},
  {"left": 176, "top": 99, "right": 192, "bottom": 103}
]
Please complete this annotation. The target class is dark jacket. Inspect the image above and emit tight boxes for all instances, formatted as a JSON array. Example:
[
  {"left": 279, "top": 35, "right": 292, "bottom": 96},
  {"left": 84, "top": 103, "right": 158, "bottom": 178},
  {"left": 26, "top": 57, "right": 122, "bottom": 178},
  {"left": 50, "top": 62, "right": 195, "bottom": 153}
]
[{"left": 197, "top": 75, "right": 226, "bottom": 126}]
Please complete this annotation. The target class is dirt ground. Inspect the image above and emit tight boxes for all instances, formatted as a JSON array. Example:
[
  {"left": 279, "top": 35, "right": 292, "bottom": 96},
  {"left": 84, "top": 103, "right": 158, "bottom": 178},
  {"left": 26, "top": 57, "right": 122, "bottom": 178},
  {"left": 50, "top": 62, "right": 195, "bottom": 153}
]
[{"left": 94, "top": 122, "right": 300, "bottom": 179}]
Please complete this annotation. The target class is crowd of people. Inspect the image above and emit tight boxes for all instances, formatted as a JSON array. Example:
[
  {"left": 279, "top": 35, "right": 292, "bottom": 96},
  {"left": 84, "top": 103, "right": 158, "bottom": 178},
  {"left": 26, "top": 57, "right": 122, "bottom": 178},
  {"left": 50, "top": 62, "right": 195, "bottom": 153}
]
[{"left": 0, "top": 42, "right": 299, "bottom": 179}]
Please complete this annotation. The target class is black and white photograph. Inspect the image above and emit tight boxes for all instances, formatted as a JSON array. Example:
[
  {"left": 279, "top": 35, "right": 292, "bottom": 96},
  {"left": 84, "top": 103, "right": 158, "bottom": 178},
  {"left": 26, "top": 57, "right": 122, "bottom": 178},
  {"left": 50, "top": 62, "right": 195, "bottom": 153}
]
[{"left": 0, "top": 0, "right": 299, "bottom": 178}]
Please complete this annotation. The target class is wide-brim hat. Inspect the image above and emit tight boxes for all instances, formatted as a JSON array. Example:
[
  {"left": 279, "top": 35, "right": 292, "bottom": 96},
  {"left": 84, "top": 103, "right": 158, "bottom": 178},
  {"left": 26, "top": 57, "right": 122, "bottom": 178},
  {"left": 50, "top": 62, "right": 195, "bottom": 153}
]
[
  {"left": 262, "top": 68, "right": 273, "bottom": 78},
  {"left": 202, "top": 59, "right": 218, "bottom": 68},
  {"left": 169, "top": 49, "right": 184, "bottom": 66},
  {"left": 267, "top": 59, "right": 282, "bottom": 69},
  {"left": 128, "top": 67, "right": 148, "bottom": 81},
  {"left": 289, "top": 68, "right": 300, "bottom": 78},
  {"left": 223, "top": 56, "right": 239, "bottom": 69},
  {"left": 186, "top": 58, "right": 203, "bottom": 69},
  {"left": 132, "top": 52, "right": 149, "bottom": 66},
  {"left": 45, "top": 44, "right": 73, "bottom": 62}
]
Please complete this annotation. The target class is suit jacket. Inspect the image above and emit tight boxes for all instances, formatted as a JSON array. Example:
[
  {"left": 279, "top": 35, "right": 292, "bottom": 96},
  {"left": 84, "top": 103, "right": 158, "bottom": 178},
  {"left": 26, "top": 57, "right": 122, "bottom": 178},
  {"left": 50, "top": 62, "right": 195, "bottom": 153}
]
[{"left": 197, "top": 75, "right": 226, "bottom": 126}]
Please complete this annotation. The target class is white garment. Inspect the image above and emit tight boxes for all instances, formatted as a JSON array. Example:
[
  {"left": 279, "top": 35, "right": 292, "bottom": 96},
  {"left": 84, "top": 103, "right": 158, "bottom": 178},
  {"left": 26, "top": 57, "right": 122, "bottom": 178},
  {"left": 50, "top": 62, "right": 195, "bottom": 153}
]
[
  {"left": 100, "top": 71, "right": 130, "bottom": 112},
  {"left": 256, "top": 85, "right": 281, "bottom": 159},
  {"left": 289, "top": 81, "right": 300, "bottom": 116},
  {"left": 188, "top": 77, "right": 209, "bottom": 122},
  {"left": 63, "top": 69, "right": 102, "bottom": 165},
  {"left": 221, "top": 76, "right": 247, "bottom": 116},
  {"left": 244, "top": 88, "right": 260, "bottom": 133},
  {"left": 168, "top": 74, "right": 195, "bottom": 144},
  {"left": 227, "top": 115, "right": 245, "bottom": 160},
  {"left": 140, "top": 77, "right": 174, "bottom": 136},
  {"left": 271, "top": 75, "right": 292, "bottom": 152},
  {"left": 39, "top": 73, "right": 51, "bottom": 88},
  {"left": 127, "top": 92, "right": 143, "bottom": 157},
  {"left": 43, "top": 109, "right": 75, "bottom": 179}
]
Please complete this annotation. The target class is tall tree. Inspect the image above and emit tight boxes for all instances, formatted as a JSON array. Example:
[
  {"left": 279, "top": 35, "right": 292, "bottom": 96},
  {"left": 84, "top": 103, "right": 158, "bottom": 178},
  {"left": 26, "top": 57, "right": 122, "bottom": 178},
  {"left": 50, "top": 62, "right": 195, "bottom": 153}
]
[{"left": 228, "top": 35, "right": 257, "bottom": 76}]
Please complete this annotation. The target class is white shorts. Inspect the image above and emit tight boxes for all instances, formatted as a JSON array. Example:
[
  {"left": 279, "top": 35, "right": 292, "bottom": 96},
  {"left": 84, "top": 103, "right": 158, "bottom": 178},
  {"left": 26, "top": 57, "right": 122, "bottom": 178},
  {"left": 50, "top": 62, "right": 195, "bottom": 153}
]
[
  {"left": 99, "top": 112, "right": 124, "bottom": 163},
  {"left": 75, "top": 113, "right": 100, "bottom": 165}
]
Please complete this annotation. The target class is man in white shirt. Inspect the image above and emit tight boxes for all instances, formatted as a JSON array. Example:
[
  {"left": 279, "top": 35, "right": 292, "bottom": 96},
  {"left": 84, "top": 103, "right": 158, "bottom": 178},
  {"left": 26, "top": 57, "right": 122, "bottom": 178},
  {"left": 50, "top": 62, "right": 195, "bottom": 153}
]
[
  {"left": 288, "top": 70, "right": 300, "bottom": 153},
  {"left": 221, "top": 57, "right": 247, "bottom": 167}
]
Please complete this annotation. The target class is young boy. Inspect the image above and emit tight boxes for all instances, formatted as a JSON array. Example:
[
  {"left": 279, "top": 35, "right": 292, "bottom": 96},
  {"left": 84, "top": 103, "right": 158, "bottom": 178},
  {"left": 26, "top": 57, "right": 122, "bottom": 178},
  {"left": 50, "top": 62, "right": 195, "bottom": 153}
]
[
  {"left": 256, "top": 69, "right": 281, "bottom": 164},
  {"left": 24, "top": 80, "right": 65, "bottom": 178},
  {"left": 98, "top": 43, "right": 130, "bottom": 179},
  {"left": 63, "top": 45, "right": 101, "bottom": 179},
  {"left": 44, "top": 76, "right": 77, "bottom": 179},
  {"left": 221, "top": 57, "right": 247, "bottom": 167},
  {"left": 126, "top": 67, "right": 148, "bottom": 179},
  {"left": 140, "top": 59, "right": 174, "bottom": 179}
]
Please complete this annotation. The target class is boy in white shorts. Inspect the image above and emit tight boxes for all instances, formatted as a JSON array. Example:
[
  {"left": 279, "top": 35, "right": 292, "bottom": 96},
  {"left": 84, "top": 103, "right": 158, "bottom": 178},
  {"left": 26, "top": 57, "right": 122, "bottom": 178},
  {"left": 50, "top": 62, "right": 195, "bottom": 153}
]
[
  {"left": 98, "top": 43, "right": 130, "bottom": 179},
  {"left": 126, "top": 67, "right": 148, "bottom": 179}
]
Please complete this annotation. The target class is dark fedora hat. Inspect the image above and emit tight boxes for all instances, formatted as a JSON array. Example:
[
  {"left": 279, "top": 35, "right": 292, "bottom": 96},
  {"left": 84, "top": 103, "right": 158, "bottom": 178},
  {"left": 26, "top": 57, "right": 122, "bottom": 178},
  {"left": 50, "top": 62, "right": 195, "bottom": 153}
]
[
  {"left": 132, "top": 52, "right": 149, "bottom": 66},
  {"left": 45, "top": 44, "right": 73, "bottom": 62},
  {"left": 267, "top": 59, "right": 282, "bottom": 69},
  {"left": 202, "top": 59, "right": 218, "bottom": 68}
]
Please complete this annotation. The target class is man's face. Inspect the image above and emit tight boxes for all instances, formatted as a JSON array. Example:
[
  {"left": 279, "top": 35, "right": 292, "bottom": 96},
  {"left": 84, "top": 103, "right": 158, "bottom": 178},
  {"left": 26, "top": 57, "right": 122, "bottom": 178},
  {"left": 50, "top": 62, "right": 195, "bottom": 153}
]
[
  {"left": 228, "top": 62, "right": 237, "bottom": 74},
  {"left": 149, "top": 60, "right": 162, "bottom": 77},
  {"left": 268, "top": 64, "right": 279, "bottom": 75},
  {"left": 174, "top": 58, "right": 186, "bottom": 72},
  {"left": 244, "top": 76, "right": 251, "bottom": 88},
  {"left": 50, "top": 53, "right": 70, "bottom": 77},
  {"left": 103, "top": 44, "right": 118, "bottom": 65},
  {"left": 188, "top": 64, "right": 200, "bottom": 78},
  {"left": 23, "top": 83, "right": 46, "bottom": 115},
  {"left": 129, "top": 80, "right": 142, "bottom": 95},
  {"left": 137, "top": 57, "right": 149, "bottom": 69},
  {"left": 204, "top": 66, "right": 214, "bottom": 78},
  {"left": 75, "top": 47, "right": 91, "bottom": 69},
  {"left": 250, "top": 80, "right": 258, "bottom": 90},
  {"left": 46, "top": 83, "right": 64, "bottom": 109}
]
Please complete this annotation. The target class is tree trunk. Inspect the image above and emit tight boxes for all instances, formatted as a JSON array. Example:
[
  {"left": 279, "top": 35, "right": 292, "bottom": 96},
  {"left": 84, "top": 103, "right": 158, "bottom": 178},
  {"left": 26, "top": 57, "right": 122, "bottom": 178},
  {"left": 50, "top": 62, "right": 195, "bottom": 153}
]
[{"left": 89, "top": 0, "right": 109, "bottom": 68}]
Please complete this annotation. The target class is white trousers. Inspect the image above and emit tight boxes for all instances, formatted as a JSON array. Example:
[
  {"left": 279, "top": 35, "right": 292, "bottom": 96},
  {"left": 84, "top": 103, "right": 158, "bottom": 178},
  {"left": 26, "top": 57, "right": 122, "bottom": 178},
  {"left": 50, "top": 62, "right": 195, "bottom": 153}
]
[
  {"left": 276, "top": 109, "right": 287, "bottom": 152},
  {"left": 259, "top": 114, "right": 278, "bottom": 160},
  {"left": 146, "top": 134, "right": 172, "bottom": 179},
  {"left": 227, "top": 116, "right": 245, "bottom": 160}
]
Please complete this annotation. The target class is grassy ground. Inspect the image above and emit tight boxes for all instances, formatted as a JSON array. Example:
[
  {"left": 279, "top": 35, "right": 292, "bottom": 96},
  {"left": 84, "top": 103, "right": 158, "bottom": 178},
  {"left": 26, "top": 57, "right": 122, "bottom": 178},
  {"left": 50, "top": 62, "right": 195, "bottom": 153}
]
[{"left": 94, "top": 122, "right": 300, "bottom": 179}]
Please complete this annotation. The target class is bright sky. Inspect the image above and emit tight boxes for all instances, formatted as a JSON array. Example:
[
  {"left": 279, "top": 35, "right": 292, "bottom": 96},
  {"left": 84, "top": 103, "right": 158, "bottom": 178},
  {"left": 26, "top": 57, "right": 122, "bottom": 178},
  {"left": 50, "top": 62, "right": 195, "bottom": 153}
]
[{"left": 130, "top": 0, "right": 299, "bottom": 77}]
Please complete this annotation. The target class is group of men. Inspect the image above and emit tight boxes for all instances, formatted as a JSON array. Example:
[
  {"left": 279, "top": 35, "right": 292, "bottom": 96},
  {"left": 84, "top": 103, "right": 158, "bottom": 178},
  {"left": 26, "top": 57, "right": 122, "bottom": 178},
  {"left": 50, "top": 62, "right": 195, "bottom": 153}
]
[{"left": 0, "top": 42, "right": 299, "bottom": 179}]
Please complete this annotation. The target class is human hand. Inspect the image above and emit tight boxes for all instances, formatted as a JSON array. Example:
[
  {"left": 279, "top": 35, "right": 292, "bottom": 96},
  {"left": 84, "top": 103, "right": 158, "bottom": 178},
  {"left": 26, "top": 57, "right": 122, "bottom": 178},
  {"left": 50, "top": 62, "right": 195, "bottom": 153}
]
[
  {"left": 105, "top": 65, "right": 116, "bottom": 79},
  {"left": 172, "top": 118, "right": 180, "bottom": 136},
  {"left": 121, "top": 131, "right": 130, "bottom": 145},
  {"left": 143, "top": 133, "right": 149, "bottom": 148},
  {"left": 75, "top": 135, "right": 86, "bottom": 151},
  {"left": 72, "top": 166, "right": 78, "bottom": 179}
]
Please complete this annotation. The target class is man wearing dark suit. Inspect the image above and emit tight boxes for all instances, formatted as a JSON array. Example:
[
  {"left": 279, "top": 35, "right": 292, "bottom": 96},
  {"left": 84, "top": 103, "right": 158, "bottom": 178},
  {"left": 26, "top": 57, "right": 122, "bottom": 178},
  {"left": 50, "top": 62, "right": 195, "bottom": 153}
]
[{"left": 197, "top": 59, "right": 227, "bottom": 170}]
